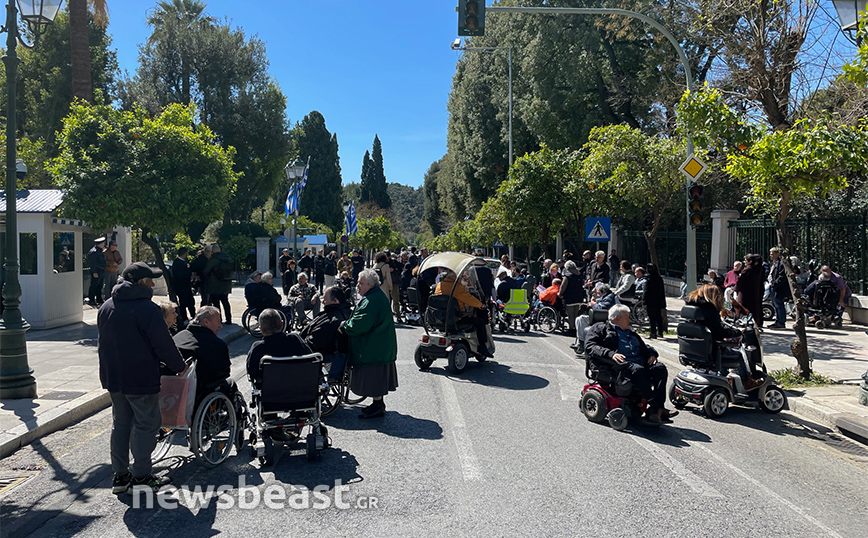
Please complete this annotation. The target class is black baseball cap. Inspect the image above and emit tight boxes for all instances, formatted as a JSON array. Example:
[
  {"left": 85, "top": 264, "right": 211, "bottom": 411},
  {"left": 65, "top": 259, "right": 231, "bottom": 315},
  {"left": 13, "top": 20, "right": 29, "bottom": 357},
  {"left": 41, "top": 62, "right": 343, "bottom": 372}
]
[{"left": 122, "top": 261, "right": 163, "bottom": 282}]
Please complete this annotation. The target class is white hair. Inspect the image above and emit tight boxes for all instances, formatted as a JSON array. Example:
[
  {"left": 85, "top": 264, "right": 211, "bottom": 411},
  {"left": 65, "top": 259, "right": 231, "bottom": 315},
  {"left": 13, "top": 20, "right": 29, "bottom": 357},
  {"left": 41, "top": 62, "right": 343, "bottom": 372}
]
[
  {"left": 262, "top": 271, "right": 273, "bottom": 282},
  {"left": 595, "top": 250, "right": 605, "bottom": 258},
  {"left": 359, "top": 268, "right": 380, "bottom": 287},
  {"left": 608, "top": 304, "right": 630, "bottom": 321}
]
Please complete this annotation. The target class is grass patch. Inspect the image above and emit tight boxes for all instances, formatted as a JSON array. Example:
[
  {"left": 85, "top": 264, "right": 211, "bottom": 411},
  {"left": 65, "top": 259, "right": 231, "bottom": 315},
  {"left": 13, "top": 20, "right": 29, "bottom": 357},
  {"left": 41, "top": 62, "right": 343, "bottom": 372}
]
[{"left": 770, "top": 367, "right": 834, "bottom": 389}]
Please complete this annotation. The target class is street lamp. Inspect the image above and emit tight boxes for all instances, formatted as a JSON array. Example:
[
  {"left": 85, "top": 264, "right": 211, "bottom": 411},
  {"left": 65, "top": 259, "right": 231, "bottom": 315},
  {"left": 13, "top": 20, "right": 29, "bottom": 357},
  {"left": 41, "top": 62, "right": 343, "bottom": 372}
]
[
  {"left": 0, "top": 0, "right": 63, "bottom": 399},
  {"left": 833, "top": 0, "right": 867, "bottom": 43},
  {"left": 451, "top": 38, "right": 513, "bottom": 167},
  {"left": 284, "top": 157, "right": 306, "bottom": 259}
]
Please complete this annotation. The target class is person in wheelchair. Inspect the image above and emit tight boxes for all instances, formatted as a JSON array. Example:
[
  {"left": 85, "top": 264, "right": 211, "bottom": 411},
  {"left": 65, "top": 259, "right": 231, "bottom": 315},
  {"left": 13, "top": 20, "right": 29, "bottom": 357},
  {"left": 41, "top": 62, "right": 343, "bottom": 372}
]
[
  {"left": 572, "top": 283, "right": 619, "bottom": 349},
  {"left": 435, "top": 269, "right": 493, "bottom": 358},
  {"left": 173, "top": 306, "right": 240, "bottom": 405},
  {"left": 288, "top": 272, "right": 321, "bottom": 324},
  {"left": 585, "top": 304, "right": 676, "bottom": 424},
  {"left": 246, "top": 308, "right": 311, "bottom": 389},
  {"left": 300, "top": 286, "right": 352, "bottom": 382}
]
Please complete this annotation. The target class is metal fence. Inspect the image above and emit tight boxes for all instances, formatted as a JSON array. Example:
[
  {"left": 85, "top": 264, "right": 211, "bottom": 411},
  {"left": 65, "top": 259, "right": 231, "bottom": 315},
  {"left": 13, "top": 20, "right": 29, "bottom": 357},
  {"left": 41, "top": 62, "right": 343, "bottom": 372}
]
[
  {"left": 728, "top": 215, "right": 868, "bottom": 294},
  {"left": 619, "top": 229, "right": 712, "bottom": 281}
]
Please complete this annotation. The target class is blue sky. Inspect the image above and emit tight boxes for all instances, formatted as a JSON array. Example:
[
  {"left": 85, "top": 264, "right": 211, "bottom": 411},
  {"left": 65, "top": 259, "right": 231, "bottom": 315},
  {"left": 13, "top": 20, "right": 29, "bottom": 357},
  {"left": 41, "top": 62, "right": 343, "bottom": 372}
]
[{"left": 107, "top": 0, "right": 461, "bottom": 188}]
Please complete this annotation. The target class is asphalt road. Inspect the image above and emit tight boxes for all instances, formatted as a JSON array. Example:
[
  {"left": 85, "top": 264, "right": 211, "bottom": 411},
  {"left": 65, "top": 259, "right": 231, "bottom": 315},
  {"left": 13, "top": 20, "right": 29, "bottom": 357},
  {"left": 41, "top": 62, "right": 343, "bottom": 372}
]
[{"left": 3, "top": 326, "right": 868, "bottom": 537}]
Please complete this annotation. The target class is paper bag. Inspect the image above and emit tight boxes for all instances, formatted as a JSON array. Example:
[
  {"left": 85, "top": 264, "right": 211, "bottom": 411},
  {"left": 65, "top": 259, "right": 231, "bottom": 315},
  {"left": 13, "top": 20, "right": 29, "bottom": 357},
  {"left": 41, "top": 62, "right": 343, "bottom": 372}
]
[{"left": 158, "top": 362, "right": 197, "bottom": 429}]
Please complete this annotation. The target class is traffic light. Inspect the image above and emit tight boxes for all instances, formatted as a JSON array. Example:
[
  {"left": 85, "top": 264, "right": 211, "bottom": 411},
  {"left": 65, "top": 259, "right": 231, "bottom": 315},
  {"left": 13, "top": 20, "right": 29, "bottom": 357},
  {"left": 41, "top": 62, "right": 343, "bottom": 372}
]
[
  {"left": 688, "top": 183, "right": 704, "bottom": 226},
  {"left": 458, "top": 0, "right": 485, "bottom": 36}
]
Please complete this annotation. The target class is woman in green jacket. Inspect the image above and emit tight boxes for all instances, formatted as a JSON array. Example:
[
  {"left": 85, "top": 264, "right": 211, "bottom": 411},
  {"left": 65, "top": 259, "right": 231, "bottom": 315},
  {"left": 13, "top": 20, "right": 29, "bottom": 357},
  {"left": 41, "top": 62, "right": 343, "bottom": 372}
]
[{"left": 343, "top": 268, "right": 398, "bottom": 418}]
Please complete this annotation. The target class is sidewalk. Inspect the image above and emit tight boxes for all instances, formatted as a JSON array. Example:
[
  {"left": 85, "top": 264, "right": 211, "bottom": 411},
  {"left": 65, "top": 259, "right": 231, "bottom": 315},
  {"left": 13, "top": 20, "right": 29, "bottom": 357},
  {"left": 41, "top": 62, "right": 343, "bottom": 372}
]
[
  {"left": 0, "top": 285, "right": 250, "bottom": 459},
  {"left": 654, "top": 303, "right": 868, "bottom": 444}
]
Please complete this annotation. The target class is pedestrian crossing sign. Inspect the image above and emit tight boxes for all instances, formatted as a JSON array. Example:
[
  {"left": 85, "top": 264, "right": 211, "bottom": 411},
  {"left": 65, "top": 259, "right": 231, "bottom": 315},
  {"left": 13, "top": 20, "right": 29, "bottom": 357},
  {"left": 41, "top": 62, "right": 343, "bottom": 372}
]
[{"left": 585, "top": 217, "right": 611, "bottom": 241}]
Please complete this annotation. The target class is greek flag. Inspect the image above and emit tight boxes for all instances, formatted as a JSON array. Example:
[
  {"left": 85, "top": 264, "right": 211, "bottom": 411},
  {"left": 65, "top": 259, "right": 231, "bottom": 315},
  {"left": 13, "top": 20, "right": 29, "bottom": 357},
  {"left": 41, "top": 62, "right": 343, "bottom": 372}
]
[
  {"left": 299, "top": 156, "right": 310, "bottom": 191},
  {"left": 284, "top": 183, "right": 298, "bottom": 216},
  {"left": 346, "top": 201, "right": 358, "bottom": 236}
]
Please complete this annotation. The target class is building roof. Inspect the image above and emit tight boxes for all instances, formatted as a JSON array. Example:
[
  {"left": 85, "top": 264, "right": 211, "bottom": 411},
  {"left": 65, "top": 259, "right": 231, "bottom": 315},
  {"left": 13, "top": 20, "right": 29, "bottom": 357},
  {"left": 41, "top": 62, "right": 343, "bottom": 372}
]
[
  {"left": 0, "top": 190, "right": 64, "bottom": 213},
  {"left": 298, "top": 234, "right": 328, "bottom": 244}
]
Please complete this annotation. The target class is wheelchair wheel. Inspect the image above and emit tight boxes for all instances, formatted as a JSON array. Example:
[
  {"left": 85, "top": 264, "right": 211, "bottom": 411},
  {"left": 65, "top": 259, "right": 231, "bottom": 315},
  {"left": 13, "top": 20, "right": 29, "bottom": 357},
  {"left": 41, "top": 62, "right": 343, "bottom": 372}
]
[
  {"left": 581, "top": 390, "right": 607, "bottom": 423},
  {"left": 762, "top": 304, "right": 775, "bottom": 322},
  {"left": 414, "top": 344, "right": 434, "bottom": 370},
  {"left": 703, "top": 388, "right": 729, "bottom": 418},
  {"left": 537, "top": 306, "right": 559, "bottom": 333},
  {"left": 342, "top": 369, "right": 366, "bottom": 405},
  {"left": 320, "top": 381, "right": 343, "bottom": 417},
  {"left": 152, "top": 427, "right": 175, "bottom": 463},
  {"left": 447, "top": 343, "right": 469, "bottom": 374},
  {"left": 607, "top": 408, "right": 628, "bottom": 431},
  {"left": 631, "top": 303, "right": 649, "bottom": 327},
  {"left": 189, "top": 391, "right": 237, "bottom": 467},
  {"left": 242, "top": 307, "right": 262, "bottom": 338}
]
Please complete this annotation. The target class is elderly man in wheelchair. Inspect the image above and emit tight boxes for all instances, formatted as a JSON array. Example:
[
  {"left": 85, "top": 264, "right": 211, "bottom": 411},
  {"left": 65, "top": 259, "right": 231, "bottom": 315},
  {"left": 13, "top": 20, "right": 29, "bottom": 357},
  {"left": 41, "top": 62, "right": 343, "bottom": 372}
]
[
  {"left": 287, "top": 272, "right": 321, "bottom": 328},
  {"left": 245, "top": 308, "right": 331, "bottom": 465}
]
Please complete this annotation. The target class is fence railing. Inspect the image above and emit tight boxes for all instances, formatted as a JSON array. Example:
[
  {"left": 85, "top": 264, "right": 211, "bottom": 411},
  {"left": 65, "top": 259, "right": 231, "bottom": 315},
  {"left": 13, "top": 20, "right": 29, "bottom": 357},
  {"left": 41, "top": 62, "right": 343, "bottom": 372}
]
[
  {"left": 728, "top": 215, "right": 868, "bottom": 294},
  {"left": 619, "top": 229, "right": 712, "bottom": 281}
]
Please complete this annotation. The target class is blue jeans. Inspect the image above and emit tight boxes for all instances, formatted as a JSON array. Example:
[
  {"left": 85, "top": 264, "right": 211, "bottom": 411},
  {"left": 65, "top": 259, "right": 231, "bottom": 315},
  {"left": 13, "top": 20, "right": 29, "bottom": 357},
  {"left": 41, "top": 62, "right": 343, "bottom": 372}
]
[{"left": 769, "top": 288, "right": 786, "bottom": 325}]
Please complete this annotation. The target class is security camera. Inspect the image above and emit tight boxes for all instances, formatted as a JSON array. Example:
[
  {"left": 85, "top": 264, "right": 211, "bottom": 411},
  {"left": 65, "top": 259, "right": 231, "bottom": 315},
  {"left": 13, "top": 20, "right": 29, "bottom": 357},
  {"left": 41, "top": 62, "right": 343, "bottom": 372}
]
[
  {"left": 451, "top": 38, "right": 462, "bottom": 50},
  {"left": 15, "top": 159, "right": 27, "bottom": 179}
]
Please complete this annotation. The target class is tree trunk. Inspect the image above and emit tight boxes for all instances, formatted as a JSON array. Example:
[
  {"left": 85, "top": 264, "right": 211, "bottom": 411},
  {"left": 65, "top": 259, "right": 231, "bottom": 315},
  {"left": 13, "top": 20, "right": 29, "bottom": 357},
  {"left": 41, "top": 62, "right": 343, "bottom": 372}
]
[
  {"left": 778, "top": 230, "right": 811, "bottom": 378},
  {"left": 141, "top": 228, "right": 175, "bottom": 302},
  {"left": 69, "top": 0, "right": 93, "bottom": 102},
  {"left": 645, "top": 209, "right": 663, "bottom": 267}
]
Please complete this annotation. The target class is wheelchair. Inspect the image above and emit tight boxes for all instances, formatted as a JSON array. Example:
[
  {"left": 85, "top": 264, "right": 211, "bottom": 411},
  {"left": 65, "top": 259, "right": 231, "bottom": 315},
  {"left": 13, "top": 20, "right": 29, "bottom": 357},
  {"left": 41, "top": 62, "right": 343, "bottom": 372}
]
[
  {"left": 153, "top": 377, "right": 250, "bottom": 467},
  {"left": 319, "top": 354, "right": 367, "bottom": 417},
  {"left": 401, "top": 287, "right": 423, "bottom": 325},
  {"left": 580, "top": 355, "right": 655, "bottom": 431},
  {"left": 241, "top": 305, "right": 289, "bottom": 338},
  {"left": 532, "top": 296, "right": 565, "bottom": 334},
  {"left": 248, "top": 353, "right": 332, "bottom": 465},
  {"left": 493, "top": 288, "right": 532, "bottom": 333}
]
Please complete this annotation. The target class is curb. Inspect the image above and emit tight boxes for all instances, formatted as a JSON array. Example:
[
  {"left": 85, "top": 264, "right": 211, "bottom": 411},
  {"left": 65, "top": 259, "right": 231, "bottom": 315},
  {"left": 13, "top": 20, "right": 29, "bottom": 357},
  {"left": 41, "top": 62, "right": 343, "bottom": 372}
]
[{"left": 0, "top": 325, "right": 250, "bottom": 460}]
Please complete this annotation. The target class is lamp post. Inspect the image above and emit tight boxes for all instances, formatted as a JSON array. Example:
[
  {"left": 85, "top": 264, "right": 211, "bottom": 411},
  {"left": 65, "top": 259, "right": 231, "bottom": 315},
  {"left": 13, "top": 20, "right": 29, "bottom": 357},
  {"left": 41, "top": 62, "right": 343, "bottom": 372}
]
[
  {"left": 833, "top": 0, "right": 867, "bottom": 44},
  {"left": 284, "top": 157, "right": 306, "bottom": 259},
  {"left": 0, "top": 0, "right": 63, "bottom": 400},
  {"left": 451, "top": 38, "right": 512, "bottom": 167}
]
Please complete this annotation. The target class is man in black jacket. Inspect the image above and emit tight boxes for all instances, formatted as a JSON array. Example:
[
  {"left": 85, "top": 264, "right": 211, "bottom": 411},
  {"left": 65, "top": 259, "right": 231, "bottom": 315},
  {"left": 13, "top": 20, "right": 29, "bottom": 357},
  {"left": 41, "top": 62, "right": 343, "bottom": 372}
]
[
  {"left": 585, "top": 250, "right": 610, "bottom": 291},
  {"left": 174, "top": 306, "right": 232, "bottom": 401},
  {"left": 172, "top": 247, "right": 195, "bottom": 323},
  {"left": 247, "top": 309, "right": 311, "bottom": 387},
  {"left": 298, "top": 249, "right": 314, "bottom": 279},
  {"left": 87, "top": 237, "right": 107, "bottom": 306},
  {"left": 98, "top": 261, "right": 186, "bottom": 494},
  {"left": 300, "top": 286, "right": 351, "bottom": 380},
  {"left": 584, "top": 304, "right": 675, "bottom": 424}
]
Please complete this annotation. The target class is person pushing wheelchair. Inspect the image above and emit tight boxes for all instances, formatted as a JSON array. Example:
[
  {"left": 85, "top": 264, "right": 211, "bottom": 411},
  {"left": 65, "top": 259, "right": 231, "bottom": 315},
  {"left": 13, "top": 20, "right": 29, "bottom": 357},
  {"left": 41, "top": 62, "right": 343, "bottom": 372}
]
[{"left": 585, "top": 304, "right": 678, "bottom": 424}]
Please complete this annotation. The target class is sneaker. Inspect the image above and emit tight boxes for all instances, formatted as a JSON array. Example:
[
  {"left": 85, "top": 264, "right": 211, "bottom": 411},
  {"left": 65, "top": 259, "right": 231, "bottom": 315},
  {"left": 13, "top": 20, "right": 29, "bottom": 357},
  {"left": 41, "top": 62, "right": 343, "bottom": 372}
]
[
  {"left": 130, "top": 474, "right": 172, "bottom": 492},
  {"left": 112, "top": 472, "right": 132, "bottom": 494}
]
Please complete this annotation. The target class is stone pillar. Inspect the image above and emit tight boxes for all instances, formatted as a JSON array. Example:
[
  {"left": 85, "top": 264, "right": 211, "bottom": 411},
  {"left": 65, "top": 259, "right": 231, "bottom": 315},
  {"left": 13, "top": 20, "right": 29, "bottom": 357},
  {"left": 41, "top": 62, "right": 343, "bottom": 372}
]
[
  {"left": 556, "top": 232, "right": 563, "bottom": 258},
  {"left": 256, "top": 237, "right": 270, "bottom": 274},
  {"left": 508, "top": 244, "right": 514, "bottom": 261},
  {"left": 710, "top": 210, "right": 740, "bottom": 273}
]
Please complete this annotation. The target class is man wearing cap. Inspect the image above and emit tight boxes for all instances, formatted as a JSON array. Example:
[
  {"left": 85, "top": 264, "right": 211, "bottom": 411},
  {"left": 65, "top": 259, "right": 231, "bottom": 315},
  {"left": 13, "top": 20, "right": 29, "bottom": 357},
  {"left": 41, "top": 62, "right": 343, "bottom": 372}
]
[
  {"left": 87, "top": 237, "right": 107, "bottom": 306},
  {"left": 278, "top": 248, "right": 292, "bottom": 275},
  {"left": 98, "top": 262, "right": 186, "bottom": 494},
  {"left": 103, "top": 240, "right": 123, "bottom": 302},
  {"left": 351, "top": 248, "right": 365, "bottom": 284}
]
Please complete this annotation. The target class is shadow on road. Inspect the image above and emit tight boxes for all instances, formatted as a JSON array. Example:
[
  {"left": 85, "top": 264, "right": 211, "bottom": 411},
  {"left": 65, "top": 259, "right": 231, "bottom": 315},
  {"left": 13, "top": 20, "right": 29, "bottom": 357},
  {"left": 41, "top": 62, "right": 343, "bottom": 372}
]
[
  {"left": 329, "top": 410, "right": 443, "bottom": 440},
  {"left": 425, "top": 361, "right": 550, "bottom": 391}
]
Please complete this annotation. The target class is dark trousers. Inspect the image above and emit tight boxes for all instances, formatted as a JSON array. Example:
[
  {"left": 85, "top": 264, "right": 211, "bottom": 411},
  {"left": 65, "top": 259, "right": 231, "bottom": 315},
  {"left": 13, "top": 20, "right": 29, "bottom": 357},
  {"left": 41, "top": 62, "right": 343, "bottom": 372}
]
[
  {"left": 209, "top": 293, "right": 231, "bottom": 322},
  {"left": 465, "top": 315, "right": 490, "bottom": 354},
  {"left": 648, "top": 306, "right": 665, "bottom": 337},
  {"left": 315, "top": 271, "right": 325, "bottom": 293},
  {"left": 88, "top": 273, "right": 103, "bottom": 304},
  {"left": 622, "top": 362, "right": 667, "bottom": 409},
  {"left": 176, "top": 285, "right": 196, "bottom": 321},
  {"left": 109, "top": 392, "right": 161, "bottom": 478}
]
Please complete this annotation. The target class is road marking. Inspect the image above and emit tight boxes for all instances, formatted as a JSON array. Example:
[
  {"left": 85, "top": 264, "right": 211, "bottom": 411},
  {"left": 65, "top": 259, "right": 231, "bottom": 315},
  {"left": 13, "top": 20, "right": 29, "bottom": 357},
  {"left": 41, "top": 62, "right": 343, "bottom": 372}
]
[
  {"left": 556, "top": 369, "right": 584, "bottom": 401},
  {"left": 539, "top": 337, "right": 580, "bottom": 362},
  {"left": 631, "top": 436, "right": 724, "bottom": 498},
  {"left": 689, "top": 441, "right": 844, "bottom": 538},
  {"left": 439, "top": 376, "right": 482, "bottom": 481}
]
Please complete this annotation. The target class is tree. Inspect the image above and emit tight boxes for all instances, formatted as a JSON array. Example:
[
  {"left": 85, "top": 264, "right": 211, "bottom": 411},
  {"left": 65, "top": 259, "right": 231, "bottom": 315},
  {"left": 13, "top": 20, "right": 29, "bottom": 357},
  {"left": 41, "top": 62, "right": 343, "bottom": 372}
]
[
  {"left": 294, "top": 111, "right": 344, "bottom": 231},
  {"left": 69, "top": 0, "right": 108, "bottom": 102},
  {"left": 423, "top": 158, "right": 445, "bottom": 236},
  {"left": 581, "top": 125, "right": 684, "bottom": 266},
  {"left": 355, "top": 216, "right": 402, "bottom": 253},
  {"left": 360, "top": 135, "right": 390, "bottom": 209},
  {"left": 51, "top": 100, "right": 239, "bottom": 296},
  {"left": 122, "top": 5, "right": 290, "bottom": 224},
  {"left": 359, "top": 150, "right": 373, "bottom": 203}
]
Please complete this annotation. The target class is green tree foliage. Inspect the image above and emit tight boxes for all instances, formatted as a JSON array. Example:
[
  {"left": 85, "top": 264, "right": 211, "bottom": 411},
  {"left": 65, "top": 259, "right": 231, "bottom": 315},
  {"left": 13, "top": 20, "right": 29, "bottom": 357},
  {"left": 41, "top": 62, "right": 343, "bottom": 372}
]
[
  {"left": 121, "top": 1, "right": 290, "bottom": 223},
  {"left": 423, "top": 158, "right": 445, "bottom": 236},
  {"left": 294, "top": 111, "right": 344, "bottom": 231},
  {"left": 360, "top": 135, "right": 391, "bottom": 209},
  {"left": 51, "top": 100, "right": 239, "bottom": 288},
  {"left": 355, "top": 216, "right": 403, "bottom": 253},
  {"left": 581, "top": 125, "right": 685, "bottom": 266},
  {"left": 222, "top": 234, "right": 255, "bottom": 272},
  {"left": 844, "top": 12, "right": 868, "bottom": 87},
  {"left": 386, "top": 182, "right": 423, "bottom": 240}
]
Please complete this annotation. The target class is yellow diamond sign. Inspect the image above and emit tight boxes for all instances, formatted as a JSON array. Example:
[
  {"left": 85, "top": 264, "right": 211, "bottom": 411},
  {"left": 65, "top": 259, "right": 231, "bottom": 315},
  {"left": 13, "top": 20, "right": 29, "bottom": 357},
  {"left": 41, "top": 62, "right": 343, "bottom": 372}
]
[{"left": 680, "top": 154, "right": 707, "bottom": 181}]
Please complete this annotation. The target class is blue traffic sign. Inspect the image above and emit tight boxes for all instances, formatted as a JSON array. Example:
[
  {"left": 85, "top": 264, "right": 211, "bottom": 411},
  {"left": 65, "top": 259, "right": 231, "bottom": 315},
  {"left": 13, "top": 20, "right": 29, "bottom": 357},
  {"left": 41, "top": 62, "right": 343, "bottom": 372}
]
[
  {"left": 585, "top": 217, "right": 611, "bottom": 241},
  {"left": 493, "top": 239, "right": 505, "bottom": 248}
]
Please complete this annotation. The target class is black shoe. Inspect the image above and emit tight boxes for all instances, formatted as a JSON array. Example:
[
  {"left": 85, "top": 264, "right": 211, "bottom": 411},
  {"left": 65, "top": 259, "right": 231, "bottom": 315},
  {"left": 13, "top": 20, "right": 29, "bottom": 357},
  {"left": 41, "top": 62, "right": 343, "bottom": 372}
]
[
  {"left": 358, "top": 401, "right": 385, "bottom": 419},
  {"left": 569, "top": 343, "right": 578, "bottom": 350},
  {"left": 768, "top": 323, "right": 785, "bottom": 329},
  {"left": 112, "top": 472, "right": 132, "bottom": 494},
  {"left": 130, "top": 473, "right": 172, "bottom": 493},
  {"left": 648, "top": 334, "right": 657, "bottom": 339}
]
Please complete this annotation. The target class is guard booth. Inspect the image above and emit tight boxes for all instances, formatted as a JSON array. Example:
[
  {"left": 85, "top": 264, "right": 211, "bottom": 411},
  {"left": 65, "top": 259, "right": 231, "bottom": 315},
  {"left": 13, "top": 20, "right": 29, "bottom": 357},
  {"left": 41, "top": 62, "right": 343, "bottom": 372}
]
[{"left": 0, "top": 190, "right": 131, "bottom": 329}]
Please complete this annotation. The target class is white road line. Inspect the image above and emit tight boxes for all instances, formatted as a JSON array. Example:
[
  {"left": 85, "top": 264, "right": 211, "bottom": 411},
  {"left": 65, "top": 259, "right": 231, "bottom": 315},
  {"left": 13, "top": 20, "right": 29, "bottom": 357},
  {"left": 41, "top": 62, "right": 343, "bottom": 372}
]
[
  {"left": 556, "top": 369, "right": 584, "bottom": 401},
  {"left": 631, "top": 436, "right": 724, "bottom": 498},
  {"left": 439, "top": 376, "right": 482, "bottom": 481},
  {"left": 689, "top": 441, "right": 844, "bottom": 538},
  {"left": 539, "top": 337, "right": 581, "bottom": 362}
]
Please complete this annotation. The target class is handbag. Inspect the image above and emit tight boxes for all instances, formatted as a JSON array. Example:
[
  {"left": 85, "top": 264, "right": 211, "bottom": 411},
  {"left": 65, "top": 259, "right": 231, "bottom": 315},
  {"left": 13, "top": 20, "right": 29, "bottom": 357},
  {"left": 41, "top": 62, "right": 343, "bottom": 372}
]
[{"left": 158, "top": 361, "right": 197, "bottom": 429}]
